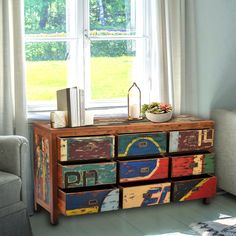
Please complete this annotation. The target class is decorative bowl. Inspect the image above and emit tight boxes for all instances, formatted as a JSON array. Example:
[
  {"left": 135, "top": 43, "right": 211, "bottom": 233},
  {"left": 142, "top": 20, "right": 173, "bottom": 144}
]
[{"left": 145, "top": 111, "right": 173, "bottom": 123}]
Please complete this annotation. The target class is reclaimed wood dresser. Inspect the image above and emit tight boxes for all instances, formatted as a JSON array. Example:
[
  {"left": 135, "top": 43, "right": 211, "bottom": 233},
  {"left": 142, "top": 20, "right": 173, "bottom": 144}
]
[{"left": 33, "top": 114, "right": 216, "bottom": 224}]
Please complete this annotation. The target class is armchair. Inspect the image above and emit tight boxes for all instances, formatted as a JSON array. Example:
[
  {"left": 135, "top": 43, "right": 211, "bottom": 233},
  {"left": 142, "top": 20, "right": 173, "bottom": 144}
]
[
  {"left": 211, "top": 109, "right": 236, "bottom": 196},
  {"left": 0, "top": 136, "right": 32, "bottom": 236}
]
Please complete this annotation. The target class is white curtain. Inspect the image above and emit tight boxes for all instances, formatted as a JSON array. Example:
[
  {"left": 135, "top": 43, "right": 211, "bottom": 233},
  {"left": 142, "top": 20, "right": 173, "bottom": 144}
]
[
  {"left": 148, "top": 0, "right": 187, "bottom": 115},
  {"left": 0, "top": 0, "right": 33, "bottom": 214}
]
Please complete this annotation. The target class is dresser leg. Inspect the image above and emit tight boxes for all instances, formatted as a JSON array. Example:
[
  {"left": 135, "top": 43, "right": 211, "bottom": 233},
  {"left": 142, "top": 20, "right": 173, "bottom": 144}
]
[
  {"left": 203, "top": 198, "right": 211, "bottom": 205},
  {"left": 50, "top": 213, "right": 58, "bottom": 225}
]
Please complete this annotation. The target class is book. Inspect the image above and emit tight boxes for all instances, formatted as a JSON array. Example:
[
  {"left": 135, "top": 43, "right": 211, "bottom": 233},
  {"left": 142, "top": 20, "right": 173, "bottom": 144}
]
[
  {"left": 77, "top": 88, "right": 85, "bottom": 126},
  {"left": 56, "top": 87, "right": 78, "bottom": 127}
]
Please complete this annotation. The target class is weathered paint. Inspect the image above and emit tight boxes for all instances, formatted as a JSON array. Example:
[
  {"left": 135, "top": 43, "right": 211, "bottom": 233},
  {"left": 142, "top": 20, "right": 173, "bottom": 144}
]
[
  {"left": 169, "top": 129, "right": 214, "bottom": 153},
  {"left": 172, "top": 176, "right": 217, "bottom": 202},
  {"left": 121, "top": 182, "right": 171, "bottom": 209},
  {"left": 58, "top": 135, "right": 115, "bottom": 161},
  {"left": 118, "top": 132, "right": 167, "bottom": 157},
  {"left": 58, "top": 162, "right": 116, "bottom": 188},
  {"left": 60, "top": 188, "right": 119, "bottom": 216},
  {"left": 34, "top": 134, "right": 50, "bottom": 205},
  {"left": 118, "top": 157, "right": 169, "bottom": 183},
  {"left": 171, "top": 153, "right": 215, "bottom": 177}
]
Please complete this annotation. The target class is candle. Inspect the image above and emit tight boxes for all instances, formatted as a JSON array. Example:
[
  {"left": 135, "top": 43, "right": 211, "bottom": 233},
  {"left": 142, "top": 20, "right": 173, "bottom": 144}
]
[{"left": 130, "top": 104, "right": 140, "bottom": 119}]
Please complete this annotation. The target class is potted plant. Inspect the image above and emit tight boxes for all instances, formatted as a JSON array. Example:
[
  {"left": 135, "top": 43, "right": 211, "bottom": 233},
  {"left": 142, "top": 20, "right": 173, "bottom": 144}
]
[{"left": 142, "top": 102, "right": 173, "bottom": 122}]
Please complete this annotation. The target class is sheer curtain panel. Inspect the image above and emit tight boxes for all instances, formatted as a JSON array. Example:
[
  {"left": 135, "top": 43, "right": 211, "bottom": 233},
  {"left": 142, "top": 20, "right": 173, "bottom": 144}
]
[{"left": 0, "top": 0, "right": 33, "bottom": 214}]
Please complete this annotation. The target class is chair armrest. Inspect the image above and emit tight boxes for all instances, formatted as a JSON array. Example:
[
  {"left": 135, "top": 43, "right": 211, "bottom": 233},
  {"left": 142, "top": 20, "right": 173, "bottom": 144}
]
[{"left": 0, "top": 136, "right": 28, "bottom": 177}]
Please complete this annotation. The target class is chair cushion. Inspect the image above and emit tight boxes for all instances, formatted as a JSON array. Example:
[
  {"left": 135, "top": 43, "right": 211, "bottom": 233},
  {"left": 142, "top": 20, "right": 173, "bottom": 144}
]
[{"left": 0, "top": 171, "right": 22, "bottom": 208}]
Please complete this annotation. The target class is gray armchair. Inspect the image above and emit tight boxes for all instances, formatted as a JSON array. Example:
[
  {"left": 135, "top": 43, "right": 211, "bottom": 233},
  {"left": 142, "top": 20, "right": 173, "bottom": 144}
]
[
  {"left": 0, "top": 136, "right": 33, "bottom": 236},
  {"left": 211, "top": 109, "right": 236, "bottom": 196}
]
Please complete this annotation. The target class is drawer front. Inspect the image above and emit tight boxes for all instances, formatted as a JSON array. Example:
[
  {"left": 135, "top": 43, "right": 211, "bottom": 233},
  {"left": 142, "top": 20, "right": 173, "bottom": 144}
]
[
  {"left": 58, "top": 162, "right": 116, "bottom": 188},
  {"left": 117, "top": 132, "right": 167, "bottom": 158},
  {"left": 172, "top": 175, "right": 217, "bottom": 202},
  {"left": 58, "top": 188, "right": 119, "bottom": 216},
  {"left": 118, "top": 157, "right": 169, "bottom": 183},
  {"left": 121, "top": 182, "right": 171, "bottom": 209},
  {"left": 58, "top": 135, "right": 115, "bottom": 161},
  {"left": 169, "top": 129, "right": 214, "bottom": 153},
  {"left": 171, "top": 153, "right": 215, "bottom": 177}
]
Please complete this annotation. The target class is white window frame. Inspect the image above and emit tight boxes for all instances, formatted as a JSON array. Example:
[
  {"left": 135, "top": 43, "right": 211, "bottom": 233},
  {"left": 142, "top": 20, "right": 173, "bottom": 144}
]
[{"left": 25, "top": 0, "right": 150, "bottom": 113}]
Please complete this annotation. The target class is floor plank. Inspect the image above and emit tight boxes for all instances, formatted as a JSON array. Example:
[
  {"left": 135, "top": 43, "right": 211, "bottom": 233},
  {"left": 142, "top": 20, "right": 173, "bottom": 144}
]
[{"left": 30, "top": 193, "right": 236, "bottom": 236}]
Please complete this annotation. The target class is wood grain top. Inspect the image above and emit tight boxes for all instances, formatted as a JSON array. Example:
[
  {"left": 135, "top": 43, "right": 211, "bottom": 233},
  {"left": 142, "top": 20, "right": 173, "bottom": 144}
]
[{"left": 33, "top": 114, "right": 214, "bottom": 137}]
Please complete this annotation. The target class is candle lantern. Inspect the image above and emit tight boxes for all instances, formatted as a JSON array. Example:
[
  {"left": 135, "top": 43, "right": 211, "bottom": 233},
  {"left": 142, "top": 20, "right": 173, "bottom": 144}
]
[{"left": 128, "top": 82, "right": 142, "bottom": 120}]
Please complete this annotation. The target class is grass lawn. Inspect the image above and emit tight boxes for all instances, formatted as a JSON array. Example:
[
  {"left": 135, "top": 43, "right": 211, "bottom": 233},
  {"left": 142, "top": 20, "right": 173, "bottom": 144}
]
[{"left": 26, "top": 56, "right": 133, "bottom": 102}]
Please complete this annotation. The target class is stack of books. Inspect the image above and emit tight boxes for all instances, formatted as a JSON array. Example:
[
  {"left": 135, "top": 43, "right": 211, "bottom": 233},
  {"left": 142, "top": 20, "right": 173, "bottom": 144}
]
[{"left": 56, "top": 87, "right": 85, "bottom": 127}]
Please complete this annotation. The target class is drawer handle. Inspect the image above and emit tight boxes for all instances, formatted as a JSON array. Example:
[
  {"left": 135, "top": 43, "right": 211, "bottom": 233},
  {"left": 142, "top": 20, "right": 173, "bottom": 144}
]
[
  {"left": 192, "top": 187, "right": 200, "bottom": 192},
  {"left": 140, "top": 167, "right": 150, "bottom": 173},
  {"left": 88, "top": 200, "right": 98, "bottom": 206},
  {"left": 87, "top": 143, "right": 95, "bottom": 150},
  {"left": 190, "top": 162, "right": 198, "bottom": 168},
  {"left": 138, "top": 141, "right": 148, "bottom": 148}
]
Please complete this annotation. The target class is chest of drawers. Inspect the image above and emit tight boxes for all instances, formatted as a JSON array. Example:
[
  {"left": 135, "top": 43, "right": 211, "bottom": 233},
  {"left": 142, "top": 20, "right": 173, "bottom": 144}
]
[{"left": 33, "top": 114, "right": 216, "bottom": 224}]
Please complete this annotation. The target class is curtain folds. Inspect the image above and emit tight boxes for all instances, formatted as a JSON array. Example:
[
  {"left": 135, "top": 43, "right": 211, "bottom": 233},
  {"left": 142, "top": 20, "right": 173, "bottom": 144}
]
[
  {"left": 149, "top": 0, "right": 187, "bottom": 115},
  {"left": 0, "top": 0, "right": 33, "bottom": 214}
]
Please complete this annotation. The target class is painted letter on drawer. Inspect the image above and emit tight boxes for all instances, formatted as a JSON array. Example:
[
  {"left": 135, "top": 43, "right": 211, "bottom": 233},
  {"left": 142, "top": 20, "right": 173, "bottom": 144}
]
[
  {"left": 117, "top": 132, "right": 167, "bottom": 158},
  {"left": 118, "top": 157, "right": 169, "bottom": 183},
  {"left": 172, "top": 175, "right": 217, "bottom": 202},
  {"left": 58, "top": 162, "right": 116, "bottom": 188},
  {"left": 58, "top": 135, "right": 115, "bottom": 161},
  {"left": 169, "top": 129, "right": 214, "bottom": 153},
  {"left": 58, "top": 188, "right": 119, "bottom": 216},
  {"left": 121, "top": 182, "right": 171, "bottom": 209},
  {"left": 171, "top": 153, "right": 215, "bottom": 177}
]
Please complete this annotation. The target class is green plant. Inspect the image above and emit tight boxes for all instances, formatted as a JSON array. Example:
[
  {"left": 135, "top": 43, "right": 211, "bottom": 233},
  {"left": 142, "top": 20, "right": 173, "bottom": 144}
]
[{"left": 142, "top": 102, "right": 172, "bottom": 115}]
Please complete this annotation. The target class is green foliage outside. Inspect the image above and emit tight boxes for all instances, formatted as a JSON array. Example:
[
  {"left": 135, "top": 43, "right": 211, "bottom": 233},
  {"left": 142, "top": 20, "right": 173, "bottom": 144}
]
[{"left": 26, "top": 57, "right": 133, "bottom": 101}]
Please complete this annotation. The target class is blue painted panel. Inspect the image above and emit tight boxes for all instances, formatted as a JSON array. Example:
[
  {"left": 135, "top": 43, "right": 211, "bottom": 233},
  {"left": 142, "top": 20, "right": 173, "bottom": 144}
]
[{"left": 120, "top": 159, "right": 157, "bottom": 179}]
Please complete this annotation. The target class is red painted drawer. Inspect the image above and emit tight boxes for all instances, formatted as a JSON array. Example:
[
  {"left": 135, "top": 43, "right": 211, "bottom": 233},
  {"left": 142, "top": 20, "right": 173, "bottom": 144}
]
[
  {"left": 171, "top": 153, "right": 215, "bottom": 177},
  {"left": 172, "top": 175, "right": 217, "bottom": 202},
  {"left": 58, "top": 135, "right": 115, "bottom": 161},
  {"left": 118, "top": 157, "right": 169, "bottom": 183},
  {"left": 169, "top": 129, "right": 214, "bottom": 153}
]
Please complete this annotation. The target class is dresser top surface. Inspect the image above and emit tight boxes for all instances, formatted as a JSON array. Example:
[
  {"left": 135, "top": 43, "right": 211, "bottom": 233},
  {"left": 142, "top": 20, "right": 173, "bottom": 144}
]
[{"left": 33, "top": 114, "right": 214, "bottom": 136}]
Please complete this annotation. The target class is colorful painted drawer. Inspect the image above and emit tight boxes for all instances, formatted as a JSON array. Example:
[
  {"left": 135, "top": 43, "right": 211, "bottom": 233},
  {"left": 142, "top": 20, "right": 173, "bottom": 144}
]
[
  {"left": 120, "top": 182, "right": 171, "bottom": 209},
  {"left": 171, "top": 153, "right": 215, "bottom": 177},
  {"left": 172, "top": 175, "right": 217, "bottom": 202},
  {"left": 118, "top": 157, "right": 169, "bottom": 183},
  {"left": 58, "top": 162, "right": 116, "bottom": 188},
  {"left": 58, "top": 187, "right": 119, "bottom": 216},
  {"left": 117, "top": 132, "right": 167, "bottom": 158},
  {"left": 169, "top": 129, "right": 214, "bottom": 153},
  {"left": 58, "top": 135, "right": 115, "bottom": 162}
]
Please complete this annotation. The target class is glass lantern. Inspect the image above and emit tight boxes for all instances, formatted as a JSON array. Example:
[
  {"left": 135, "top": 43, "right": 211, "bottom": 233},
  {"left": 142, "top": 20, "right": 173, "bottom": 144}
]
[{"left": 128, "top": 82, "right": 142, "bottom": 120}]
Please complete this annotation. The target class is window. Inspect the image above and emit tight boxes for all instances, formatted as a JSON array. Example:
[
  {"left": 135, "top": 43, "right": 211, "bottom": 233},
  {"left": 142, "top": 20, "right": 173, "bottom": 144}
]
[{"left": 24, "top": 0, "right": 149, "bottom": 111}]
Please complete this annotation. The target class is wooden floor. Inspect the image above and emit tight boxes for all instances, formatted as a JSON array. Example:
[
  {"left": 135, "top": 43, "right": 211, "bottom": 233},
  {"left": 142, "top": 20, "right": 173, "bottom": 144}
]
[{"left": 30, "top": 193, "right": 236, "bottom": 236}]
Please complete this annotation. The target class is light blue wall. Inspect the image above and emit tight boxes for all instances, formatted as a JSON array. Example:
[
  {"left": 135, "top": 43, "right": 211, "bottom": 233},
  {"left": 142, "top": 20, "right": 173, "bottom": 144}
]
[{"left": 189, "top": 0, "right": 236, "bottom": 118}]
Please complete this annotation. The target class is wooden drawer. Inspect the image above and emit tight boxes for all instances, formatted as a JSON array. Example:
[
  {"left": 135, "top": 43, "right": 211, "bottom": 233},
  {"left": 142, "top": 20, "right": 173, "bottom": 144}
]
[
  {"left": 117, "top": 132, "right": 167, "bottom": 158},
  {"left": 58, "top": 162, "right": 116, "bottom": 188},
  {"left": 171, "top": 153, "right": 215, "bottom": 177},
  {"left": 118, "top": 157, "right": 169, "bottom": 183},
  {"left": 172, "top": 175, "right": 217, "bottom": 202},
  {"left": 120, "top": 182, "right": 171, "bottom": 209},
  {"left": 58, "top": 187, "right": 119, "bottom": 216},
  {"left": 58, "top": 135, "right": 115, "bottom": 162},
  {"left": 169, "top": 129, "right": 214, "bottom": 153}
]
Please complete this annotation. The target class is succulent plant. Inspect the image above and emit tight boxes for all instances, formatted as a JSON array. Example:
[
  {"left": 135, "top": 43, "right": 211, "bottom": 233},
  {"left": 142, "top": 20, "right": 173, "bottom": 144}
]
[{"left": 142, "top": 102, "right": 172, "bottom": 115}]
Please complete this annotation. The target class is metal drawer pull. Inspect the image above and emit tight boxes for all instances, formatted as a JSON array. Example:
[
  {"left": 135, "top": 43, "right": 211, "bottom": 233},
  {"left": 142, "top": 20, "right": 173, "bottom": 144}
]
[
  {"left": 89, "top": 200, "right": 98, "bottom": 206},
  {"left": 140, "top": 167, "right": 149, "bottom": 173},
  {"left": 138, "top": 141, "right": 148, "bottom": 148}
]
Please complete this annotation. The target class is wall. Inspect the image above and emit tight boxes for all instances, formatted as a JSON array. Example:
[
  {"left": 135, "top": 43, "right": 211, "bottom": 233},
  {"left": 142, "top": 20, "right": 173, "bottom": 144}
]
[{"left": 186, "top": 0, "right": 236, "bottom": 118}]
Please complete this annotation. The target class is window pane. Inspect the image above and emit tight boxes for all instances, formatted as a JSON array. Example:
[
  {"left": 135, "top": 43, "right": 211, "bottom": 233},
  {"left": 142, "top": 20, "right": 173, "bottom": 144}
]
[
  {"left": 89, "top": 0, "right": 139, "bottom": 36},
  {"left": 25, "top": 42, "right": 68, "bottom": 102},
  {"left": 24, "top": 0, "right": 66, "bottom": 36},
  {"left": 90, "top": 40, "right": 141, "bottom": 100}
]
